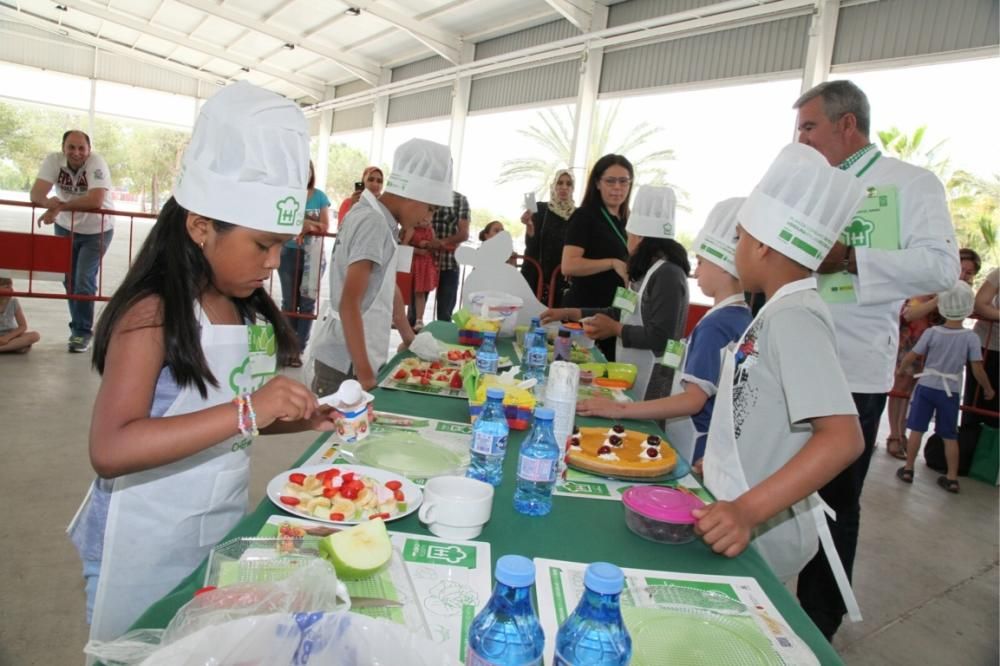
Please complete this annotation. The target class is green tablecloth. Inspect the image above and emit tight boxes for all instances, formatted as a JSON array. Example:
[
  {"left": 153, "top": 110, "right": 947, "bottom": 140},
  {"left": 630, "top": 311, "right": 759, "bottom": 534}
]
[{"left": 132, "top": 321, "right": 842, "bottom": 665}]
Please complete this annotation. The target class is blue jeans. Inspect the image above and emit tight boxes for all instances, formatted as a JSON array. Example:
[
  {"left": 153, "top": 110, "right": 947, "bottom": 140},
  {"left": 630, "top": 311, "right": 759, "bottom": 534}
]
[
  {"left": 435, "top": 267, "right": 460, "bottom": 321},
  {"left": 797, "top": 391, "right": 887, "bottom": 639},
  {"left": 278, "top": 245, "right": 319, "bottom": 352},
  {"left": 54, "top": 225, "right": 114, "bottom": 338}
]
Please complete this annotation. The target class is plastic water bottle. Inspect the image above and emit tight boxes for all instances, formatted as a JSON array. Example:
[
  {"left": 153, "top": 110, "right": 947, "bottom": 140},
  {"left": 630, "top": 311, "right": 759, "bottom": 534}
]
[
  {"left": 514, "top": 407, "right": 560, "bottom": 516},
  {"left": 525, "top": 326, "right": 549, "bottom": 393},
  {"left": 477, "top": 331, "right": 500, "bottom": 375},
  {"left": 467, "top": 554, "right": 545, "bottom": 666},
  {"left": 554, "top": 562, "right": 632, "bottom": 666},
  {"left": 468, "top": 387, "right": 510, "bottom": 487},
  {"left": 554, "top": 327, "right": 573, "bottom": 362}
]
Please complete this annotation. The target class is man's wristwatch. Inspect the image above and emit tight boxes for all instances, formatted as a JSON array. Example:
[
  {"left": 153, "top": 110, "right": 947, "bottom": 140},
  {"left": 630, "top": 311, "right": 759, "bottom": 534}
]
[{"left": 841, "top": 246, "right": 855, "bottom": 272}]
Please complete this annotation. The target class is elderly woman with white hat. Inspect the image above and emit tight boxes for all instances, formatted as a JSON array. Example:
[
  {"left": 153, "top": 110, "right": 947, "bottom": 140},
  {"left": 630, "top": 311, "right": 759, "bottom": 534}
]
[
  {"left": 578, "top": 197, "right": 753, "bottom": 471},
  {"left": 543, "top": 185, "right": 690, "bottom": 402},
  {"left": 310, "top": 138, "right": 454, "bottom": 394}
]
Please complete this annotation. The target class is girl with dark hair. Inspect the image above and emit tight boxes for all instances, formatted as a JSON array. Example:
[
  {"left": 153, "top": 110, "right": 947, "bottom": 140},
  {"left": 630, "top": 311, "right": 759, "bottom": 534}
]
[
  {"left": 561, "top": 154, "right": 634, "bottom": 360},
  {"left": 545, "top": 186, "right": 690, "bottom": 401},
  {"left": 69, "top": 82, "right": 337, "bottom": 643}
]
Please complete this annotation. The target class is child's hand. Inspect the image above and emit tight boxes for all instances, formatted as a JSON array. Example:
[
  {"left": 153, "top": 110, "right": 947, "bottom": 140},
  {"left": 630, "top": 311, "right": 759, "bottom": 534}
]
[
  {"left": 251, "top": 376, "right": 320, "bottom": 428},
  {"left": 582, "top": 313, "right": 621, "bottom": 341},
  {"left": 576, "top": 397, "right": 620, "bottom": 417},
  {"left": 308, "top": 405, "right": 339, "bottom": 432},
  {"left": 985, "top": 388, "right": 996, "bottom": 401},
  {"left": 692, "top": 500, "right": 754, "bottom": 558}
]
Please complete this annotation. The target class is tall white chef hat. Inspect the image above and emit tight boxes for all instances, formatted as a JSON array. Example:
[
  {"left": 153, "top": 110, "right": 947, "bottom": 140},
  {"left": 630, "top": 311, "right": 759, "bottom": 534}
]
[
  {"left": 738, "top": 144, "right": 865, "bottom": 271},
  {"left": 383, "top": 138, "right": 454, "bottom": 207},
  {"left": 173, "top": 81, "right": 309, "bottom": 234},
  {"left": 692, "top": 197, "right": 744, "bottom": 277},
  {"left": 625, "top": 186, "right": 677, "bottom": 239},
  {"left": 937, "top": 280, "right": 975, "bottom": 321}
]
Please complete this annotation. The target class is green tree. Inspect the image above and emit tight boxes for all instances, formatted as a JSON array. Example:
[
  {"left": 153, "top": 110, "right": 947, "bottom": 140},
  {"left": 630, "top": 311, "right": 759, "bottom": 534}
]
[
  {"left": 0, "top": 101, "right": 85, "bottom": 189},
  {"left": 877, "top": 125, "right": 950, "bottom": 178},
  {"left": 497, "top": 102, "right": 684, "bottom": 201},
  {"left": 470, "top": 208, "right": 523, "bottom": 243},
  {"left": 948, "top": 170, "right": 1000, "bottom": 272},
  {"left": 324, "top": 142, "right": 372, "bottom": 205}
]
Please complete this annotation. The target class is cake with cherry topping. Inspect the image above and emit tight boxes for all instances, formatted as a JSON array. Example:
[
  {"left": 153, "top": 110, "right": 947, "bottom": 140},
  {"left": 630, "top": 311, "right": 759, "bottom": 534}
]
[{"left": 566, "top": 425, "right": 676, "bottom": 478}]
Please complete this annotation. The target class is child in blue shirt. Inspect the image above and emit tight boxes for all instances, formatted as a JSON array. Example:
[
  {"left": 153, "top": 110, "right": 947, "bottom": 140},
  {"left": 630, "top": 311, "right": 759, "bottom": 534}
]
[
  {"left": 896, "top": 280, "right": 994, "bottom": 493},
  {"left": 576, "top": 198, "right": 752, "bottom": 470}
]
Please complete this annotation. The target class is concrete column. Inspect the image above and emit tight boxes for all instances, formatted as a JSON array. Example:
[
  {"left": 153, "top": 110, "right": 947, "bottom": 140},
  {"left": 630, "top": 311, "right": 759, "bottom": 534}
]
[
  {"left": 801, "top": 0, "right": 840, "bottom": 93},
  {"left": 315, "top": 108, "right": 333, "bottom": 192},
  {"left": 569, "top": 4, "right": 608, "bottom": 179},
  {"left": 449, "top": 42, "right": 476, "bottom": 182},
  {"left": 88, "top": 49, "right": 98, "bottom": 138},
  {"left": 369, "top": 68, "right": 392, "bottom": 164}
]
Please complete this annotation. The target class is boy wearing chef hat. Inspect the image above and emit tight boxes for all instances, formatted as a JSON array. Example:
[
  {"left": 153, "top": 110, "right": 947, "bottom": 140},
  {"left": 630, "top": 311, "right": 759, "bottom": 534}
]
[
  {"left": 544, "top": 185, "right": 691, "bottom": 402},
  {"left": 692, "top": 143, "right": 868, "bottom": 619},
  {"left": 895, "top": 280, "right": 994, "bottom": 493},
  {"left": 578, "top": 197, "right": 753, "bottom": 471},
  {"left": 310, "top": 138, "right": 454, "bottom": 394}
]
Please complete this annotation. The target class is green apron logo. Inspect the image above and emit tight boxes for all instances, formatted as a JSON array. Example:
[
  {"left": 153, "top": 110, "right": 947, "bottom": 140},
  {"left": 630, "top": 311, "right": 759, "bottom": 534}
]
[
  {"left": 275, "top": 196, "right": 302, "bottom": 226},
  {"left": 841, "top": 217, "right": 875, "bottom": 248}
]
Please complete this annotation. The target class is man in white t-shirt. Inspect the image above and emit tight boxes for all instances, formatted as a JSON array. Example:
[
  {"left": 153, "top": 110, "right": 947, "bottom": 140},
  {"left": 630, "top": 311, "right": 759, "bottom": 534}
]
[
  {"left": 30, "top": 130, "right": 115, "bottom": 353},
  {"left": 793, "top": 80, "right": 960, "bottom": 639}
]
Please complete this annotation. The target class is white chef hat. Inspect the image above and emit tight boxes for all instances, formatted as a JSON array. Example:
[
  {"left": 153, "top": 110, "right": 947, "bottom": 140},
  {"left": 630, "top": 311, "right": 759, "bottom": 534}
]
[
  {"left": 738, "top": 143, "right": 865, "bottom": 271},
  {"left": 383, "top": 138, "right": 454, "bottom": 207},
  {"left": 625, "top": 186, "right": 677, "bottom": 239},
  {"left": 174, "top": 81, "right": 309, "bottom": 234},
  {"left": 692, "top": 197, "right": 744, "bottom": 277},
  {"left": 937, "top": 280, "right": 975, "bottom": 320}
]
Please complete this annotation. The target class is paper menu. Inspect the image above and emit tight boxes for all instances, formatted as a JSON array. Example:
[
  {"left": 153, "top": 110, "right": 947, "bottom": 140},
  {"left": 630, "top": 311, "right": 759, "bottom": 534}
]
[
  {"left": 260, "top": 515, "right": 492, "bottom": 664},
  {"left": 554, "top": 469, "right": 711, "bottom": 502},
  {"left": 533, "top": 557, "right": 818, "bottom": 666}
]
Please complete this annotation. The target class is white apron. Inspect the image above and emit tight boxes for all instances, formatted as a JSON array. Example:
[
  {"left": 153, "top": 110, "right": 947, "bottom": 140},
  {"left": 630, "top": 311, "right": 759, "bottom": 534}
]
[
  {"left": 663, "top": 294, "right": 748, "bottom": 464},
  {"left": 913, "top": 368, "right": 962, "bottom": 397},
  {"left": 82, "top": 303, "right": 275, "bottom": 642},
  {"left": 702, "top": 281, "right": 862, "bottom": 622},
  {"left": 312, "top": 189, "right": 399, "bottom": 376},
  {"left": 616, "top": 259, "right": 665, "bottom": 400}
]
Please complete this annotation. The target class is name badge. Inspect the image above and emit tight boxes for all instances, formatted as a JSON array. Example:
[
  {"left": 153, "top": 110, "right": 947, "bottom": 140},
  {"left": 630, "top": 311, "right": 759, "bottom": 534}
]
[
  {"left": 661, "top": 339, "right": 686, "bottom": 369},
  {"left": 613, "top": 286, "right": 639, "bottom": 314},
  {"left": 247, "top": 324, "right": 277, "bottom": 376}
]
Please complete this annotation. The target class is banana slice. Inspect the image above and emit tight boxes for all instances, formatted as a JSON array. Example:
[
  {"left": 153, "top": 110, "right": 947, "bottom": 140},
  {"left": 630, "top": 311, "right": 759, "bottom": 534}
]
[
  {"left": 331, "top": 497, "right": 356, "bottom": 517},
  {"left": 357, "top": 488, "right": 375, "bottom": 507},
  {"left": 302, "top": 476, "right": 323, "bottom": 495},
  {"left": 306, "top": 496, "right": 332, "bottom": 512}
]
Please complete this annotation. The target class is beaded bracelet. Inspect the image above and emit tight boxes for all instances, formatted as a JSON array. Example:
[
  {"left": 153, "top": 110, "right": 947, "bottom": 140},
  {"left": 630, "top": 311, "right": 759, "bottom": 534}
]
[
  {"left": 244, "top": 393, "right": 260, "bottom": 437},
  {"left": 232, "top": 396, "right": 249, "bottom": 437}
]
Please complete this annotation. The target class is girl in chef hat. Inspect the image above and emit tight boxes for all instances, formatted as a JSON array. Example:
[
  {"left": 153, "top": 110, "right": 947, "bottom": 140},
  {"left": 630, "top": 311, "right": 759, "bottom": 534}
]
[{"left": 70, "top": 81, "right": 337, "bottom": 644}]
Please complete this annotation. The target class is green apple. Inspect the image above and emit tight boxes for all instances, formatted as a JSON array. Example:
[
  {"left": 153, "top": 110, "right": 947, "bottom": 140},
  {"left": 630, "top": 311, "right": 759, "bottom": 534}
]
[{"left": 318, "top": 519, "right": 392, "bottom": 580}]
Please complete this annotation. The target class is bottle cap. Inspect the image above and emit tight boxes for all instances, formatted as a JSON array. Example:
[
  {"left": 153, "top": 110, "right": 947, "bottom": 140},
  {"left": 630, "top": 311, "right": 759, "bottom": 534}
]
[
  {"left": 486, "top": 387, "right": 506, "bottom": 400},
  {"left": 558, "top": 329, "right": 571, "bottom": 338},
  {"left": 495, "top": 554, "right": 535, "bottom": 588},
  {"left": 584, "top": 562, "right": 624, "bottom": 595},
  {"left": 484, "top": 330, "right": 497, "bottom": 339},
  {"left": 533, "top": 407, "right": 555, "bottom": 421}
]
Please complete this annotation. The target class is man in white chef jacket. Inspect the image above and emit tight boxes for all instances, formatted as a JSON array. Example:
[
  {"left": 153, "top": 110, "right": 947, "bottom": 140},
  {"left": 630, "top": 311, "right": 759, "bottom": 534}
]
[{"left": 792, "top": 79, "right": 960, "bottom": 639}]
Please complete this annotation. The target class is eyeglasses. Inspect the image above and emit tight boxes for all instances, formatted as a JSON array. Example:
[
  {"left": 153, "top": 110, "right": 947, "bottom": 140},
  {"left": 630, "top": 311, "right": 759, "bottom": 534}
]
[{"left": 600, "top": 177, "right": 631, "bottom": 186}]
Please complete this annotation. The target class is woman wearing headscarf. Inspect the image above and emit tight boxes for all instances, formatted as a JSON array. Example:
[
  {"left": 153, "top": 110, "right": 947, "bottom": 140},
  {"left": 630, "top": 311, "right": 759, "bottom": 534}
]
[
  {"left": 519, "top": 169, "right": 575, "bottom": 304},
  {"left": 337, "top": 166, "right": 384, "bottom": 227}
]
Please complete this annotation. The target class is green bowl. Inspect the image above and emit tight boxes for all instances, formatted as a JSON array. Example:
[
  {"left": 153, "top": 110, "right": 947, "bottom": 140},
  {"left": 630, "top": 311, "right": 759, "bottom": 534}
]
[
  {"left": 605, "top": 362, "right": 638, "bottom": 386},
  {"left": 577, "top": 362, "right": 607, "bottom": 377}
]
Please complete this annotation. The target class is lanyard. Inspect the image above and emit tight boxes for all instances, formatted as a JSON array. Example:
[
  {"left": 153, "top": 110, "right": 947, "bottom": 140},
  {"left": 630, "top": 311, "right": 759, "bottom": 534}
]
[
  {"left": 854, "top": 151, "right": 881, "bottom": 178},
  {"left": 599, "top": 207, "right": 629, "bottom": 250}
]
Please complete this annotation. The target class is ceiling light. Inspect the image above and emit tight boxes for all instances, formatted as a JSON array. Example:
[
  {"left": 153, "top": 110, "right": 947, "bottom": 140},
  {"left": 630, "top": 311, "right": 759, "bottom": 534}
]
[
  {"left": 283, "top": 42, "right": 295, "bottom": 50},
  {"left": 345, "top": 7, "right": 361, "bottom": 16},
  {"left": 241, "top": 66, "right": 250, "bottom": 72},
  {"left": 55, "top": 4, "right": 68, "bottom": 10}
]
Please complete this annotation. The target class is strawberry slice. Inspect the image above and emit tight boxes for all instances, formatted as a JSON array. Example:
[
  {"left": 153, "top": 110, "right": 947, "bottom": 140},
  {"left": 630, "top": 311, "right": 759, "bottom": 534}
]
[
  {"left": 385, "top": 480, "right": 403, "bottom": 491},
  {"left": 430, "top": 361, "right": 441, "bottom": 369},
  {"left": 288, "top": 472, "right": 306, "bottom": 485},
  {"left": 279, "top": 495, "right": 301, "bottom": 506},
  {"left": 329, "top": 512, "right": 345, "bottom": 521},
  {"left": 450, "top": 373, "right": 463, "bottom": 389},
  {"left": 393, "top": 369, "right": 407, "bottom": 380}
]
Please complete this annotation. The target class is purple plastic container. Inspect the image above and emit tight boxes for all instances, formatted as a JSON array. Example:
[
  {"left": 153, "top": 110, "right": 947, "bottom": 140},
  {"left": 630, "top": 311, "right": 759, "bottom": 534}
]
[{"left": 621, "top": 486, "right": 705, "bottom": 544}]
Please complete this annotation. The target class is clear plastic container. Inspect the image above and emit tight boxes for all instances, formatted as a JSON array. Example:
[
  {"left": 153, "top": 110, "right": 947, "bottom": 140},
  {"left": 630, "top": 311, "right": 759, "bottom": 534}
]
[{"left": 621, "top": 487, "right": 705, "bottom": 544}]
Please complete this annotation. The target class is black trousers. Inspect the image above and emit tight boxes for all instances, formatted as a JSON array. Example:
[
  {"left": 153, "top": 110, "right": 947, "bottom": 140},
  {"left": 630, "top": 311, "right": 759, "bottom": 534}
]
[{"left": 797, "top": 392, "right": 887, "bottom": 639}]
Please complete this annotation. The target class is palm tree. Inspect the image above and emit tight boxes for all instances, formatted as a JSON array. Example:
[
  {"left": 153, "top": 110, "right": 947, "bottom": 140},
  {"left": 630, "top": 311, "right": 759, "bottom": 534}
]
[
  {"left": 497, "top": 102, "right": 684, "bottom": 200},
  {"left": 948, "top": 170, "right": 1000, "bottom": 270},
  {"left": 877, "top": 125, "right": 950, "bottom": 178}
]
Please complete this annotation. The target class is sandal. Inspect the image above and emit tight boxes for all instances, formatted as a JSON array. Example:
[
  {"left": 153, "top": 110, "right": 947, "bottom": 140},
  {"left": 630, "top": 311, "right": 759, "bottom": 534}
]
[
  {"left": 896, "top": 466, "right": 914, "bottom": 484},
  {"left": 937, "top": 476, "right": 960, "bottom": 494},
  {"left": 886, "top": 437, "right": 907, "bottom": 460}
]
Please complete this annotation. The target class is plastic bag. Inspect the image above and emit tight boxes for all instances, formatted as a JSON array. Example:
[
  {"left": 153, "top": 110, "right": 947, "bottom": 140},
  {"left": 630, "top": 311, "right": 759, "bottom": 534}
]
[
  {"left": 85, "top": 559, "right": 453, "bottom": 665},
  {"left": 409, "top": 330, "right": 444, "bottom": 361}
]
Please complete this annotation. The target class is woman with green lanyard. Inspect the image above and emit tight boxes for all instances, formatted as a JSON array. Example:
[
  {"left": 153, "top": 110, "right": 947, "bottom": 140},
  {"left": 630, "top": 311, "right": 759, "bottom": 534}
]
[{"left": 560, "top": 154, "right": 634, "bottom": 361}]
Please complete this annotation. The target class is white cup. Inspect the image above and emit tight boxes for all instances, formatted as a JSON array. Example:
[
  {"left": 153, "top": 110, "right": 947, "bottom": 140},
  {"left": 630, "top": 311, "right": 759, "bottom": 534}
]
[{"left": 418, "top": 476, "right": 494, "bottom": 540}]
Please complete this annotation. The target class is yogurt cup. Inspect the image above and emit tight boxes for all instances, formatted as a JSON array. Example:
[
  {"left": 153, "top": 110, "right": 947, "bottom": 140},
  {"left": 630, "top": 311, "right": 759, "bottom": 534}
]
[{"left": 319, "top": 380, "right": 375, "bottom": 444}]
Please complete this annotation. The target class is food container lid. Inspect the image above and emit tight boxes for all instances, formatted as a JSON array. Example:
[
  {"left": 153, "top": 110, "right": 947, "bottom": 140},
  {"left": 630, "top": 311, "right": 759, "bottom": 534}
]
[{"left": 622, "top": 486, "right": 704, "bottom": 524}]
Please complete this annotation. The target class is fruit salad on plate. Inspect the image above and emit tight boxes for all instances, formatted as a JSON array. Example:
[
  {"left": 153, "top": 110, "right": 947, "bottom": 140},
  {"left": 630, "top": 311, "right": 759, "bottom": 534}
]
[{"left": 275, "top": 467, "right": 411, "bottom": 524}]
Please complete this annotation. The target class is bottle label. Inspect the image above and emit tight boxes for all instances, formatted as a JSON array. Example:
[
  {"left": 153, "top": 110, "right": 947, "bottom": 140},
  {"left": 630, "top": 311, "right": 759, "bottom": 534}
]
[
  {"left": 472, "top": 431, "right": 507, "bottom": 455},
  {"left": 476, "top": 357, "right": 499, "bottom": 374},
  {"left": 518, "top": 455, "right": 556, "bottom": 482},
  {"left": 466, "top": 648, "right": 542, "bottom": 666},
  {"left": 526, "top": 348, "right": 547, "bottom": 367}
]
